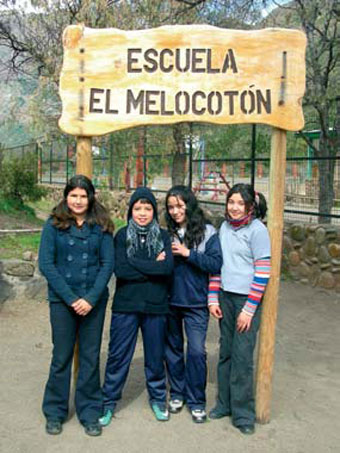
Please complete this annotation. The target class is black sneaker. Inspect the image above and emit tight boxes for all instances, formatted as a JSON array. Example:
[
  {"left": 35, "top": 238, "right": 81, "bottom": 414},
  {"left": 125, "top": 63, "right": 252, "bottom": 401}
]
[
  {"left": 191, "top": 409, "right": 207, "bottom": 423},
  {"left": 238, "top": 425, "right": 255, "bottom": 435},
  {"left": 46, "top": 419, "right": 62, "bottom": 435},
  {"left": 84, "top": 422, "right": 102, "bottom": 437}
]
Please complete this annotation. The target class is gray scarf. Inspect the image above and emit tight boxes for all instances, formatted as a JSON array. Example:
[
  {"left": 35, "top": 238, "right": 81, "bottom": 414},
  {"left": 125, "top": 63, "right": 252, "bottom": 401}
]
[{"left": 126, "top": 218, "right": 164, "bottom": 258}]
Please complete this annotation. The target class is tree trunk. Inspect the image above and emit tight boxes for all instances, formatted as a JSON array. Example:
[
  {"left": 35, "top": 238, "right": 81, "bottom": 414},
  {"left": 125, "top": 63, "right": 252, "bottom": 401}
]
[
  {"left": 317, "top": 134, "right": 335, "bottom": 223},
  {"left": 172, "top": 152, "right": 187, "bottom": 186},
  {"left": 171, "top": 124, "right": 187, "bottom": 186},
  {"left": 136, "top": 128, "right": 145, "bottom": 187},
  {"left": 336, "top": 95, "right": 340, "bottom": 155}
]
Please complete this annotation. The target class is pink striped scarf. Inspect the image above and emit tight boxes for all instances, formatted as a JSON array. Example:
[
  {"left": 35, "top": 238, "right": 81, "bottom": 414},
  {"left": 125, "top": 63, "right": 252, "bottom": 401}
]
[{"left": 225, "top": 209, "right": 253, "bottom": 229}]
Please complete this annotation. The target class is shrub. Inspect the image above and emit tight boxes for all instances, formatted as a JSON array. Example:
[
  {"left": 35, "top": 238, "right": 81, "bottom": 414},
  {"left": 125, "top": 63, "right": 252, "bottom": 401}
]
[{"left": 0, "top": 153, "right": 46, "bottom": 205}]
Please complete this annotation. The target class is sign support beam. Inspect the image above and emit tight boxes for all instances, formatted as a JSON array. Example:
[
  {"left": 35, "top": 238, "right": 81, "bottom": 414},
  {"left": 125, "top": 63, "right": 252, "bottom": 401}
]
[
  {"left": 256, "top": 127, "right": 287, "bottom": 423},
  {"left": 73, "top": 136, "right": 92, "bottom": 384},
  {"left": 76, "top": 136, "right": 93, "bottom": 178}
]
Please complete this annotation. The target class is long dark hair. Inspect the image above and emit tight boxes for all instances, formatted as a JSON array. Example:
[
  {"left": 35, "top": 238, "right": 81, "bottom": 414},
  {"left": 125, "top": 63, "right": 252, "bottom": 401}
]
[
  {"left": 51, "top": 174, "right": 114, "bottom": 233},
  {"left": 226, "top": 183, "right": 267, "bottom": 220},
  {"left": 165, "top": 185, "right": 207, "bottom": 248}
]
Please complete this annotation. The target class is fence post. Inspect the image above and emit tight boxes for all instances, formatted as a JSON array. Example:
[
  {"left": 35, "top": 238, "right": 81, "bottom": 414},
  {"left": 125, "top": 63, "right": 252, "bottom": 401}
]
[
  {"left": 109, "top": 134, "right": 113, "bottom": 190},
  {"left": 256, "top": 127, "right": 287, "bottom": 423},
  {"left": 188, "top": 122, "right": 193, "bottom": 189},
  {"left": 251, "top": 124, "right": 256, "bottom": 188},
  {"left": 49, "top": 142, "right": 53, "bottom": 184},
  {"left": 143, "top": 126, "right": 147, "bottom": 187},
  {"left": 35, "top": 142, "right": 39, "bottom": 183},
  {"left": 66, "top": 138, "right": 69, "bottom": 182},
  {"left": 39, "top": 144, "right": 43, "bottom": 183}
]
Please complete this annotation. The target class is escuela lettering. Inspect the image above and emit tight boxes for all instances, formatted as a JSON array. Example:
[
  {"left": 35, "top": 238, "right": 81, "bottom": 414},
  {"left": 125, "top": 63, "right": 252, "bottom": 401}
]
[{"left": 88, "top": 47, "right": 272, "bottom": 117}]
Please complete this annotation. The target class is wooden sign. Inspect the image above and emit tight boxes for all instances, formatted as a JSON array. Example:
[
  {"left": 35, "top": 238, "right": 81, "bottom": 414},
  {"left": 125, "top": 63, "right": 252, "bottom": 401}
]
[{"left": 59, "top": 25, "right": 306, "bottom": 136}]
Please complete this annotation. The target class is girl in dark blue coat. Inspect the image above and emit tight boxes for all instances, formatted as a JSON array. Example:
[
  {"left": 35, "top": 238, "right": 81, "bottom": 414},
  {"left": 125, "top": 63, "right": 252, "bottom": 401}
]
[
  {"left": 100, "top": 187, "right": 173, "bottom": 426},
  {"left": 165, "top": 185, "right": 222, "bottom": 423},
  {"left": 39, "top": 175, "right": 114, "bottom": 437}
]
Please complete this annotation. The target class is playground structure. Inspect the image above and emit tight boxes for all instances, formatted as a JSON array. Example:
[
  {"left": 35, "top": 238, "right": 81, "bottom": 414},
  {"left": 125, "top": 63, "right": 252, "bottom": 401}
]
[{"left": 193, "top": 171, "right": 230, "bottom": 201}]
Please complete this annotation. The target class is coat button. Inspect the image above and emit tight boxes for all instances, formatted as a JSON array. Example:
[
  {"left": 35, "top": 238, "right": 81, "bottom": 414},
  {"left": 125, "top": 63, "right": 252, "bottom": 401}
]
[
  {"left": 83, "top": 239, "right": 88, "bottom": 245},
  {"left": 81, "top": 268, "right": 87, "bottom": 274},
  {"left": 66, "top": 272, "right": 72, "bottom": 278},
  {"left": 69, "top": 239, "right": 75, "bottom": 246},
  {"left": 82, "top": 253, "right": 88, "bottom": 259},
  {"left": 67, "top": 255, "right": 73, "bottom": 262}
]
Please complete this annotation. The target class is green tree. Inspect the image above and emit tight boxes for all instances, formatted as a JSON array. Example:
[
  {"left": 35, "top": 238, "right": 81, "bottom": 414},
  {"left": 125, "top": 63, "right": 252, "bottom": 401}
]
[
  {"left": 0, "top": 0, "right": 265, "bottom": 182},
  {"left": 264, "top": 0, "right": 340, "bottom": 222}
]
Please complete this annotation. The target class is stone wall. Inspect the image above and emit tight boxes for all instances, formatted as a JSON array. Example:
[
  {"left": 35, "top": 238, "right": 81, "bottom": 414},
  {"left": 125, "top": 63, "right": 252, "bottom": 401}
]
[
  {"left": 0, "top": 255, "right": 116, "bottom": 306},
  {"left": 2, "top": 187, "right": 340, "bottom": 306},
  {"left": 282, "top": 223, "right": 340, "bottom": 291},
  {"left": 0, "top": 256, "right": 46, "bottom": 306}
]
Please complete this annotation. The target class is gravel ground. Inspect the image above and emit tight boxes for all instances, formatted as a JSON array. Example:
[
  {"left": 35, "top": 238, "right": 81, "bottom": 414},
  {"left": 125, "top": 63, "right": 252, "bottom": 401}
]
[{"left": 1, "top": 281, "right": 340, "bottom": 453}]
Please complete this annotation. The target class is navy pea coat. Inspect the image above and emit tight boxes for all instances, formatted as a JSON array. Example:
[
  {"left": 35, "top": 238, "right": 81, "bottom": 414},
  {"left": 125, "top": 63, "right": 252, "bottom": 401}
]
[
  {"left": 39, "top": 218, "right": 114, "bottom": 306},
  {"left": 38, "top": 217, "right": 114, "bottom": 424}
]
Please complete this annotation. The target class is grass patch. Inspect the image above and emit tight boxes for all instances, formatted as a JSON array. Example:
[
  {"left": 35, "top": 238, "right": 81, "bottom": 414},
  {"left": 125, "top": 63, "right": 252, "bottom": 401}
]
[
  {"left": 114, "top": 218, "right": 126, "bottom": 231},
  {"left": 0, "top": 197, "right": 44, "bottom": 257},
  {"left": 0, "top": 197, "right": 36, "bottom": 218},
  {"left": 0, "top": 218, "right": 126, "bottom": 259},
  {"left": 0, "top": 196, "right": 126, "bottom": 259},
  {"left": 26, "top": 198, "right": 54, "bottom": 215},
  {"left": 0, "top": 197, "right": 45, "bottom": 230},
  {"left": 0, "top": 233, "right": 41, "bottom": 259}
]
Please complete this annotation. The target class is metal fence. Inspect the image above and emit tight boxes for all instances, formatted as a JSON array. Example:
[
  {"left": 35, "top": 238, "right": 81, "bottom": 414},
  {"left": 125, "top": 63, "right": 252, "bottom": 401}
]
[{"left": 2, "top": 123, "right": 340, "bottom": 224}]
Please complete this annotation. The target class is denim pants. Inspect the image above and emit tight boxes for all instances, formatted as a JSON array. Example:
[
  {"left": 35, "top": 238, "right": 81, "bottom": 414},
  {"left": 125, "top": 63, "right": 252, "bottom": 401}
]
[
  {"left": 42, "top": 299, "right": 107, "bottom": 425},
  {"left": 102, "top": 312, "right": 167, "bottom": 411},
  {"left": 165, "top": 306, "right": 209, "bottom": 410},
  {"left": 215, "top": 290, "right": 261, "bottom": 427}
]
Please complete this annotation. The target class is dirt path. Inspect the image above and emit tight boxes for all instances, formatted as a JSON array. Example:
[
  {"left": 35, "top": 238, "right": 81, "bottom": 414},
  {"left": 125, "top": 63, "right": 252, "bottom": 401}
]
[{"left": 1, "top": 281, "right": 340, "bottom": 453}]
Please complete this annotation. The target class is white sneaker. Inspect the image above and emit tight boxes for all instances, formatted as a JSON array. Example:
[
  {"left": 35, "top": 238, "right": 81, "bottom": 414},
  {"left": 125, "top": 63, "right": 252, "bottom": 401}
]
[
  {"left": 191, "top": 409, "right": 207, "bottom": 423},
  {"left": 169, "top": 399, "right": 184, "bottom": 414}
]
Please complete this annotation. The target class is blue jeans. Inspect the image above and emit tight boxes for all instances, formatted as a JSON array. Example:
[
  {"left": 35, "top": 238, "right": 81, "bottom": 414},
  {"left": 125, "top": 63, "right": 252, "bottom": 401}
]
[
  {"left": 165, "top": 306, "right": 209, "bottom": 410},
  {"left": 42, "top": 299, "right": 107, "bottom": 424},
  {"left": 102, "top": 312, "right": 167, "bottom": 411}
]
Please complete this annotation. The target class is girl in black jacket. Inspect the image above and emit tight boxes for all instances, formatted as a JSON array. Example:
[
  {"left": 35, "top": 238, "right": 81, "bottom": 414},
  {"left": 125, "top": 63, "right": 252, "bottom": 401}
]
[{"left": 100, "top": 187, "right": 173, "bottom": 425}]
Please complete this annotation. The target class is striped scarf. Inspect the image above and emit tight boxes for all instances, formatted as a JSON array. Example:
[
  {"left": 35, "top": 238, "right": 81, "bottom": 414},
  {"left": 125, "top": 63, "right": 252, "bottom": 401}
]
[{"left": 225, "top": 209, "right": 253, "bottom": 229}]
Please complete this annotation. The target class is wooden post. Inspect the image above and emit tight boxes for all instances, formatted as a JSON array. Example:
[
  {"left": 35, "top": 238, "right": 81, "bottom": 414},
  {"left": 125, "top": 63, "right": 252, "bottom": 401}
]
[
  {"left": 73, "top": 136, "right": 93, "bottom": 384},
  {"left": 76, "top": 136, "right": 93, "bottom": 178},
  {"left": 256, "top": 127, "right": 287, "bottom": 423}
]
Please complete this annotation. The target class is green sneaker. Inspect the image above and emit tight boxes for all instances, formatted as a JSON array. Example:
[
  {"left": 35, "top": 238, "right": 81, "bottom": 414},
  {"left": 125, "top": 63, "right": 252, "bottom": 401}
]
[
  {"left": 151, "top": 403, "right": 170, "bottom": 422},
  {"left": 99, "top": 409, "right": 113, "bottom": 427}
]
